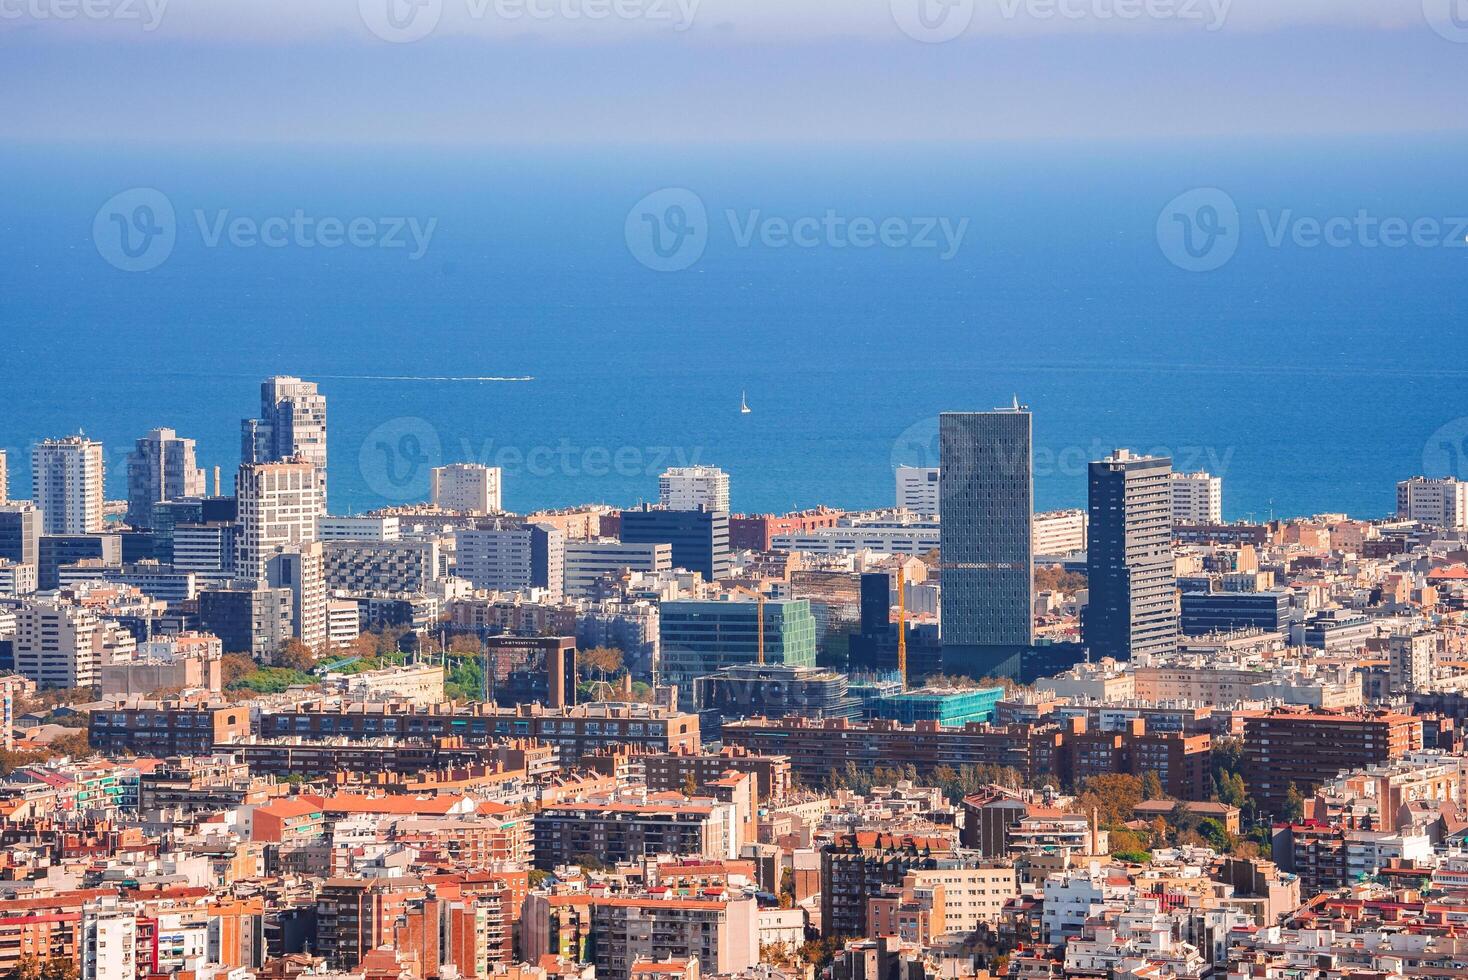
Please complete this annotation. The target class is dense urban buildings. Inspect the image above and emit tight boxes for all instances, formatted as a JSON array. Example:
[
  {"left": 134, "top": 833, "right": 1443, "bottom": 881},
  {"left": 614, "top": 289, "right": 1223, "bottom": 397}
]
[{"left": 0, "top": 373, "right": 1462, "bottom": 980}]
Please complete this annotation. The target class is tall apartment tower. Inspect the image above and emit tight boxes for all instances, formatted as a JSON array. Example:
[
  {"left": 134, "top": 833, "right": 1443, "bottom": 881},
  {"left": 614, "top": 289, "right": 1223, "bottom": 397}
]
[
  {"left": 235, "top": 460, "right": 324, "bottom": 581},
  {"left": 1085, "top": 449, "right": 1178, "bottom": 661},
  {"left": 1170, "top": 471, "right": 1223, "bottom": 525},
  {"left": 0, "top": 449, "right": 8, "bottom": 503},
  {"left": 32, "top": 436, "right": 105, "bottom": 534},
  {"left": 242, "top": 376, "right": 327, "bottom": 498},
  {"left": 896, "top": 466, "right": 940, "bottom": 518},
  {"left": 266, "top": 542, "right": 328, "bottom": 651},
  {"left": 125, "top": 427, "right": 207, "bottom": 528},
  {"left": 1397, "top": 476, "right": 1468, "bottom": 530},
  {"left": 431, "top": 463, "right": 502, "bottom": 514},
  {"left": 659, "top": 466, "right": 731, "bottom": 513},
  {"left": 939, "top": 405, "right": 1034, "bottom": 679}
]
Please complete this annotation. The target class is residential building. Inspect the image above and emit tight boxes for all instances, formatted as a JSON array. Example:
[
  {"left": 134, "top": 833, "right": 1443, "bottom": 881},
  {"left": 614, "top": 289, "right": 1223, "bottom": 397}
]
[
  {"left": 261, "top": 700, "right": 701, "bottom": 756},
  {"left": 456, "top": 521, "right": 565, "bottom": 599},
  {"left": 1397, "top": 475, "right": 1468, "bottom": 529},
  {"left": 659, "top": 466, "right": 730, "bottom": 513},
  {"left": 88, "top": 697, "right": 252, "bottom": 755},
  {"left": 432, "top": 463, "right": 503, "bottom": 515},
  {"left": 1085, "top": 449, "right": 1177, "bottom": 661},
  {"left": 324, "top": 538, "right": 441, "bottom": 593},
  {"left": 939, "top": 406, "right": 1034, "bottom": 679},
  {"left": 317, "top": 515, "right": 402, "bottom": 541},
  {"left": 13, "top": 599, "right": 134, "bottom": 689},
  {"left": 532, "top": 801, "right": 739, "bottom": 868},
  {"left": 895, "top": 466, "right": 940, "bottom": 518},
  {"left": 266, "top": 542, "right": 328, "bottom": 650},
  {"left": 241, "top": 375, "right": 327, "bottom": 494},
  {"left": 1170, "top": 471, "right": 1223, "bottom": 525},
  {"left": 1243, "top": 710, "right": 1423, "bottom": 815},
  {"left": 1033, "top": 509, "right": 1088, "bottom": 556},
  {"left": 236, "top": 460, "right": 324, "bottom": 580},
  {"left": 124, "top": 427, "right": 206, "bottom": 528},
  {"left": 32, "top": 435, "right": 105, "bottom": 534},
  {"left": 196, "top": 583, "right": 294, "bottom": 657},
  {"left": 563, "top": 540, "right": 671, "bottom": 598}
]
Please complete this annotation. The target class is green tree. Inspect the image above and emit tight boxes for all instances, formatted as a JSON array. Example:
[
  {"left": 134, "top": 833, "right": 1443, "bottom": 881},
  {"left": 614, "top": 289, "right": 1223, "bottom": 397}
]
[
  {"left": 1141, "top": 770, "right": 1165, "bottom": 801},
  {"left": 1283, "top": 783, "right": 1306, "bottom": 822}
]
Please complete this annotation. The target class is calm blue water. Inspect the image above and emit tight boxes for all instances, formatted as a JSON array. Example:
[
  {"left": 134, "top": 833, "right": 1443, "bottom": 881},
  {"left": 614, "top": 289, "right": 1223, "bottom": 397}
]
[{"left": 1, "top": 139, "right": 1465, "bottom": 520}]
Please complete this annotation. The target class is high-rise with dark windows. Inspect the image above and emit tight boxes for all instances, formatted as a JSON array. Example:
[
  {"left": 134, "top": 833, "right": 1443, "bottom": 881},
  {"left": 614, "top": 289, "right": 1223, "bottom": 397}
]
[
  {"left": 1084, "top": 449, "right": 1178, "bottom": 661},
  {"left": 939, "top": 405, "right": 1034, "bottom": 679}
]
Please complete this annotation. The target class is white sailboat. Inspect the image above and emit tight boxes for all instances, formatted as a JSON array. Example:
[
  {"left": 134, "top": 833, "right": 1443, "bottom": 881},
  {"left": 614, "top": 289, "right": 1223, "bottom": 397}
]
[{"left": 740, "top": 390, "right": 752, "bottom": 414}]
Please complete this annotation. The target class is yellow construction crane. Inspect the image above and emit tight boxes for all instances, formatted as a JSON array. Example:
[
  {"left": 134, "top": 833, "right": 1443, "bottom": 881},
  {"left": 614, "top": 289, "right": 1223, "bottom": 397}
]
[
  {"left": 895, "top": 562, "right": 908, "bottom": 691},
  {"left": 729, "top": 585, "right": 768, "bottom": 666}
]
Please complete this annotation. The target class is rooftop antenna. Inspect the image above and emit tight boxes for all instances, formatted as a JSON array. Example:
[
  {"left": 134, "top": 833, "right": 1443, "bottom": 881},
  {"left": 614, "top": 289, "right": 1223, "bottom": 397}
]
[{"left": 1011, "top": 394, "right": 1020, "bottom": 411}]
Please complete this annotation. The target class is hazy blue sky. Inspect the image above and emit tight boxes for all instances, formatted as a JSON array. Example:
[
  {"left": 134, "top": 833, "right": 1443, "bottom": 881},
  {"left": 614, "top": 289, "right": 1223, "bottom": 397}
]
[{"left": 2, "top": 0, "right": 1465, "bottom": 145}]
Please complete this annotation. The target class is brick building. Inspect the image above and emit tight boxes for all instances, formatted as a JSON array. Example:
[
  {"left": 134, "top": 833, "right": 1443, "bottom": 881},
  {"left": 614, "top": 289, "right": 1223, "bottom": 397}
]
[{"left": 1243, "top": 709, "right": 1422, "bottom": 815}]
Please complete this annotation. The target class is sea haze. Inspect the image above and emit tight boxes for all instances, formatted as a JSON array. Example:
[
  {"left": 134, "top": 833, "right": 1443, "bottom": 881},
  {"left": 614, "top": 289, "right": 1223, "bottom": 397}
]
[{"left": 1, "top": 137, "right": 1464, "bottom": 519}]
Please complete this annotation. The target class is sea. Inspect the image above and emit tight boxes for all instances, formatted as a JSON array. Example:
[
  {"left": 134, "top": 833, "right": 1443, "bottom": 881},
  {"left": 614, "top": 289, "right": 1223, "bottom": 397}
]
[{"left": 2, "top": 136, "right": 1466, "bottom": 520}]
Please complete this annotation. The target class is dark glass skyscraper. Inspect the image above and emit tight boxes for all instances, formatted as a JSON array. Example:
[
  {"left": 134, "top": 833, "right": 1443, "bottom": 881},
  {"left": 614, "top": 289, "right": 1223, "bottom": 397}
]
[
  {"left": 1084, "top": 449, "right": 1178, "bottom": 661},
  {"left": 939, "top": 406, "right": 1034, "bottom": 679}
]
